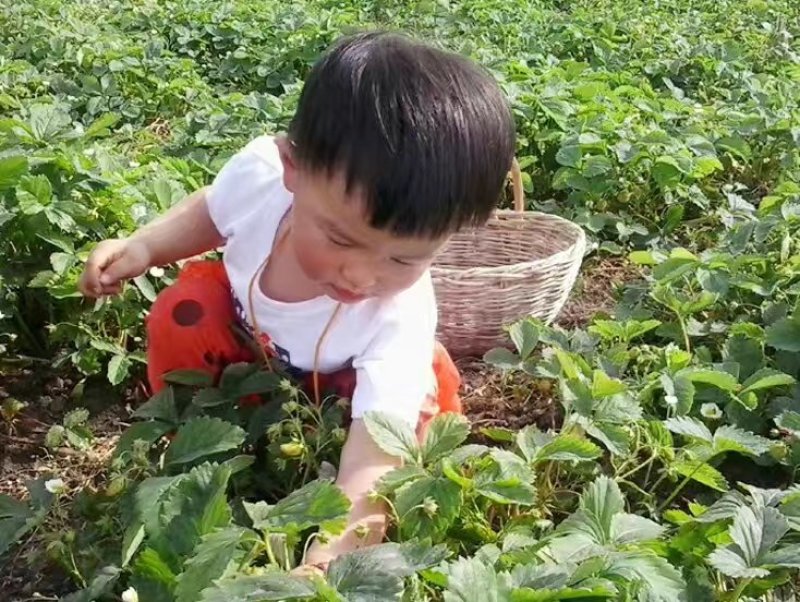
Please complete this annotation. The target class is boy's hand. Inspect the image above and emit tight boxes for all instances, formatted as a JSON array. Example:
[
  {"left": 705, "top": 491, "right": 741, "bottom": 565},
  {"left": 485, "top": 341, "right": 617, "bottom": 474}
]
[{"left": 79, "top": 238, "right": 151, "bottom": 298}]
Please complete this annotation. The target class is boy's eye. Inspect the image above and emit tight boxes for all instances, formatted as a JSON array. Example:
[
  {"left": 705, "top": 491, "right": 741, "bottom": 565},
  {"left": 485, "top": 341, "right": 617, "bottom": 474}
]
[
  {"left": 391, "top": 258, "right": 414, "bottom": 266},
  {"left": 329, "top": 235, "right": 353, "bottom": 248}
]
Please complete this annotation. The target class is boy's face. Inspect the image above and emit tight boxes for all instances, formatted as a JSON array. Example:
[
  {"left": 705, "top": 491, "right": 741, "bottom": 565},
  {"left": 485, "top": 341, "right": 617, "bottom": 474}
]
[{"left": 277, "top": 137, "right": 448, "bottom": 303}]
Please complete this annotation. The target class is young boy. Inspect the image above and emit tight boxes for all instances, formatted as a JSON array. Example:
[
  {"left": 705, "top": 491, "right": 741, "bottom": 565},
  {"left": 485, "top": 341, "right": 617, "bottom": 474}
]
[{"left": 78, "top": 31, "right": 515, "bottom": 570}]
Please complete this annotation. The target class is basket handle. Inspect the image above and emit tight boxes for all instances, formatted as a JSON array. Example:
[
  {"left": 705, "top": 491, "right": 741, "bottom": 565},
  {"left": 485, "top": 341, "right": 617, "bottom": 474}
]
[{"left": 509, "top": 158, "right": 524, "bottom": 212}]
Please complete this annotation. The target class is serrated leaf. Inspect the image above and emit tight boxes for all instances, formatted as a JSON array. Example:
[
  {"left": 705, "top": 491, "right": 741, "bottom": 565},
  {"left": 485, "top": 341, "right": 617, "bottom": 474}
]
[
  {"left": 664, "top": 417, "right": 713, "bottom": 443},
  {"left": 328, "top": 541, "right": 449, "bottom": 601},
  {"left": 165, "top": 417, "right": 245, "bottom": 466},
  {"left": 199, "top": 571, "right": 316, "bottom": 601},
  {"left": 107, "top": 354, "right": 132, "bottom": 386},
  {"left": 610, "top": 513, "right": 665, "bottom": 545},
  {"left": 395, "top": 476, "right": 461, "bottom": 539},
  {"left": 443, "top": 556, "right": 513, "bottom": 602},
  {"left": 114, "top": 421, "right": 171, "bottom": 459},
  {"left": 709, "top": 505, "right": 790, "bottom": 578},
  {"left": 253, "top": 479, "right": 350, "bottom": 535},
  {"left": 133, "top": 387, "right": 179, "bottom": 424},
  {"left": 673, "top": 457, "right": 728, "bottom": 492},
  {"left": 376, "top": 464, "right": 428, "bottom": 495},
  {"left": 0, "top": 155, "right": 28, "bottom": 190},
  {"left": 556, "top": 144, "right": 582, "bottom": 168},
  {"left": 363, "top": 411, "right": 420, "bottom": 464},
  {"left": 776, "top": 411, "right": 800, "bottom": 436},
  {"left": 741, "top": 368, "right": 795, "bottom": 394},
  {"left": 535, "top": 434, "right": 601, "bottom": 463},
  {"left": 766, "top": 318, "right": 800, "bottom": 352},
  {"left": 681, "top": 369, "right": 739, "bottom": 391},
  {"left": 145, "top": 463, "right": 232, "bottom": 561},
  {"left": 606, "top": 552, "right": 686, "bottom": 602},
  {"left": 713, "top": 426, "right": 772, "bottom": 456},
  {"left": 585, "top": 422, "right": 630, "bottom": 456},
  {"left": 484, "top": 347, "right": 521, "bottom": 370},
  {"left": 133, "top": 547, "right": 177, "bottom": 590},
  {"left": 422, "top": 413, "right": 470, "bottom": 464},
  {"left": 475, "top": 450, "right": 537, "bottom": 505},
  {"left": 509, "top": 320, "right": 540, "bottom": 360},
  {"left": 0, "top": 494, "right": 36, "bottom": 557},
  {"left": 163, "top": 369, "right": 215, "bottom": 387},
  {"left": 175, "top": 527, "right": 250, "bottom": 602},
  {"left": 591, "top": 370, "right": 627, "bottom": 398}
]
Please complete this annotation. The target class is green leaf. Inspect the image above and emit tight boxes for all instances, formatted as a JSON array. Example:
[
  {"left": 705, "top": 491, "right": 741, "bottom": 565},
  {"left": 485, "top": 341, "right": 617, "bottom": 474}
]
[
  {"left": 328, "top": 541, "right": 449, "bottom": 601},
  {"left": 713, "top": 426, "right": 772, "bottom": 456},
  {"left": 106, "top": 354, "right": 131, "bottom": 386},
  {"left": 766, "top": 317, "right": 800, "bottom": 352},
  {"left": 610, "top": 513, "right": 665, "bottom": 545},
  {"left": 652, "top": 156, "right": 682, "bottom": 188},
  {"left": 163, "top": 369, "right": 215, "bottom": 387},
  {"left": 709, "top": 505, "right": 789, "bottom": 578},
  {"left": 664, "top": 417, "right": 713, "bottom": 443},
  {"left": 584, "top": 422, "right": 630, "bottom": 456},
  {"left": 0, "top": 156, "right": 28, "bottom": 190},
  {"left": 443, "top": 556, "right": 513, "bottom": 602},
  {"left": 776, "top": 411, "right": 800, "bottom": 437},
  {"left": 535, "top": 434, "right": 602, "bottom": 463},
  {"left": 606, "top": 552, "right": 686, "bottom": 602},
  {"left": 133, "top": 274, "right": 158, "bottom": 302},
  {"left": 422, "top": 413, "right": 470, "bottom": 464},
  {"left": 133, "top": 387, "right": 179, "bottom": 424},
  {"left": 475, "top": 450, "right": 537, "bottom": 505},
  {"left": 145, "top": 463, "right": 233, "bottom": 561},
  {"left": 252, "top": 479, "right": 351, "bottom": 535},
  {"left": 175, "top": 527, "right": 250, "bottom": 602},
  {"left": 61, "top": 566, "right": 121, "bottom": 602},
  {"left": 628, "top": 251, "right": 657, "bottom": 266},
  {"left": 509, "top": 320, "right": 540, "bottom": 360},
  {"left": 165, "top": 417, "right": 246, "bottom": 467},
  {"left": 395, "top": 476, "right": 461, "bottom": 539},
  {"left": 591, "top": 370, "right": 627, "bottom": 398},
  {"left": 0, "top": 494, "right": 36, "bottom": 557},
  {"left": 114, "top": 421, "right": 171, "bottom": 459},
  {"left": 199, "top": 571, "right": 316, "bottom": 601},
  {"left": 556, "top": 144, "right": 582, "bottom": 168},
  {"left": 363, "top": 411, "right": 420, "bottom": 464},
  {"left": 741, "top": 368, "right": 796, "bottom": 394},
  {"left": 484, "top": 347, "right": 521, "bottom": 370},
  {"left": 122, "top": 523, "right": 145, "bottom": 567},
  {"left": 376, "top": 464, "right": 428, "bottom": 495},
  {"left": 681, "top": 369, "right": 739, "bottom": 391},
  {"left": 133, "top": 547, "right": 177, "bottom": 591},
  {"left": 582, "top": 155, "right": 613, "bottom": 177},
  {"left": 673, "top": 457, "right": 728, "bottom": 492}
]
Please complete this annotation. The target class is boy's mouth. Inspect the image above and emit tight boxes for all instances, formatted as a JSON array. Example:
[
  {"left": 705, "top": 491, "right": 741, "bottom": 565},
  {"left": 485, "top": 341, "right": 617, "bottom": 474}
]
[{"left": 329, "top": 284, "right": 367, "bottom": 303}]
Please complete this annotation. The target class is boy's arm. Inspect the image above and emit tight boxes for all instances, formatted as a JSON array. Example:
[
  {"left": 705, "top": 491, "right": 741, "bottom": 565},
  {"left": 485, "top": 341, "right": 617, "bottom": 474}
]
[
  {"left": 303, "top": 418, "right": 400, "bottom": 567},
  {"left": 80, "top": 187, "right": 224, "bottom": 296}
]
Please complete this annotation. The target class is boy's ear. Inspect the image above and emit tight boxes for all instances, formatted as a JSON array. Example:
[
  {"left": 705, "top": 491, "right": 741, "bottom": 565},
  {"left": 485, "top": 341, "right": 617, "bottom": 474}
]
[{"left": 275, "top": 135, "right": 299, "bottom": 193}]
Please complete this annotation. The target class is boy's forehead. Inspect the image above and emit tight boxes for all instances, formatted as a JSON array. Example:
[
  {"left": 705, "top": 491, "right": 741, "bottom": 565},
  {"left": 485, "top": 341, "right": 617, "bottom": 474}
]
[{"left": 310, "top": 172, "right": 448, "bottom": 253}]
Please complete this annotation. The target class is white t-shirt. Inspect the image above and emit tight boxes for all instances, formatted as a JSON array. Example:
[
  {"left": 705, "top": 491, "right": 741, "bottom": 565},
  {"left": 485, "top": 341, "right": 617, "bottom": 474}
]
[{"left": 206, "top": 136, "right": 438, "bottom": 426}]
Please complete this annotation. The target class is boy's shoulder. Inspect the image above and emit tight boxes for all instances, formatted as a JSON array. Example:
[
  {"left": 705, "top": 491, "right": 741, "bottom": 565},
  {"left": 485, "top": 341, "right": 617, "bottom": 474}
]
[{"left": 237, "top": 135, "right": 282, "bottom": 172}]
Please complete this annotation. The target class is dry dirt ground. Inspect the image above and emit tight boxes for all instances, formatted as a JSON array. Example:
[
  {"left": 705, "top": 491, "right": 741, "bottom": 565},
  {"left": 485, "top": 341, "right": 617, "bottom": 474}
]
[{"left": 0, "top": 255, "right": 639, "bottom": 600}]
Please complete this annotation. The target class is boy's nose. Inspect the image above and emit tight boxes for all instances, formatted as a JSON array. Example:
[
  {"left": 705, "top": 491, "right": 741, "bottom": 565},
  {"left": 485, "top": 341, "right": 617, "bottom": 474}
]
[{"left": 341, "top": 262, "right": 376, "bottom": 292}]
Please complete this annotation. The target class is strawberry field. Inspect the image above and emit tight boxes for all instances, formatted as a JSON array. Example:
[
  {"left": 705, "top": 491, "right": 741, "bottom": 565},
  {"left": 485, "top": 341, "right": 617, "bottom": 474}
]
[{"left": 1, "top": 0, "right": 800, "bottom": 600}]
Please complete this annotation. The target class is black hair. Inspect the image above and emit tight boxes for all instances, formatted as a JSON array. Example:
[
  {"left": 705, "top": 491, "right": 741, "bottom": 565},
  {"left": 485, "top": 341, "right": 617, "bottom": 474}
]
[{"left": 288, "top": 31, "right": 516, "bottom": 238}]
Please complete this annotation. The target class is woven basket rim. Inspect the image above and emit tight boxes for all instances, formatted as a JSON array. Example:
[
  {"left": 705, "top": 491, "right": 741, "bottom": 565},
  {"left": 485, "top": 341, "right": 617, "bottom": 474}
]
[{"left": 432, "top": 211, "right": 586, "bottom": 277}]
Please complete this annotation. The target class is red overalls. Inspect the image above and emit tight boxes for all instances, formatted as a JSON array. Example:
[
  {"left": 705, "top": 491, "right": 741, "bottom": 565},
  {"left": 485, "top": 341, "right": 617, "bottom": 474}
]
[{"left": 144, "top": 261, "right": 462, "bottom": 433}]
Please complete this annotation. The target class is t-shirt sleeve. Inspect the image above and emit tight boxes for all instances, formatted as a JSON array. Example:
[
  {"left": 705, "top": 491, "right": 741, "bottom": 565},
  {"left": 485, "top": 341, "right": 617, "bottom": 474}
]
[
  {"left": 206, "top": 136, "right": 283, "bottom": 239},
  {"left": 350, "top": 280, "right": 438, "bottom": 427}
]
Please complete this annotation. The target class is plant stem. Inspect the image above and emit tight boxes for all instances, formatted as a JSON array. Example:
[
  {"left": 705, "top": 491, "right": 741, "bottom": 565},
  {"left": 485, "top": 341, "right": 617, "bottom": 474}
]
[
  {"left": 676, "top": 312, "right": 691, "bottom": 353},
  {"left": 657, "top": 458, "right": 710, "bottom": 514},
  {"left": 730, "top": 577, "right": 753, "bottom": 601}
]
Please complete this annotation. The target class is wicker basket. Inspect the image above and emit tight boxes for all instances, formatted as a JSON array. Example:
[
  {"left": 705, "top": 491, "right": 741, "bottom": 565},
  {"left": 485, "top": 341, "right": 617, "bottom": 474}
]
[{"left": 431, "top": 160, "right": 586, "bottom": 358}]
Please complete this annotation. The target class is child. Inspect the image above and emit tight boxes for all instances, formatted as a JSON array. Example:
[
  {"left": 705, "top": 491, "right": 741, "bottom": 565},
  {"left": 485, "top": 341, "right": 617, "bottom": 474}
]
[{"left": 78, "top": 31, "right": 515, "bottom": 570}]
